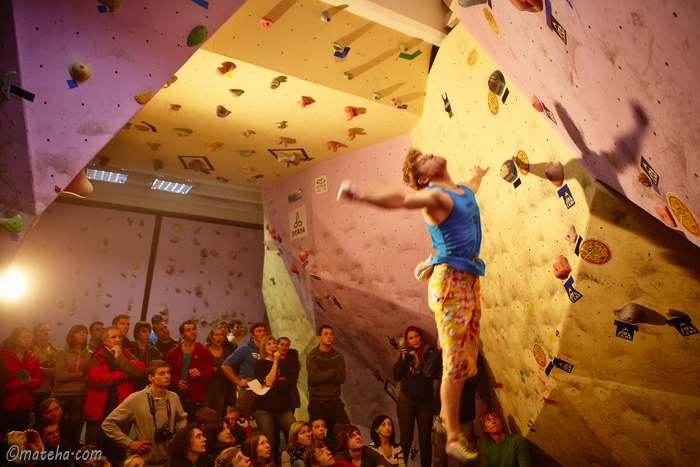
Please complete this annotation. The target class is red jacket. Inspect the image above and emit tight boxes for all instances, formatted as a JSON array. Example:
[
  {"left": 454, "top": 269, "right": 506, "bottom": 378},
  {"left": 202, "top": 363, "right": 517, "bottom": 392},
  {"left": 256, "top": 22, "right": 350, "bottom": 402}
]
[
  {"left": 84, "top": 346, "right": 145, "bottom": 420},
  {"left": 0, "top": 348, "right": 43, "bottom": 411},
  {"left": 166, "top": 342, "right": 214, "bottom": 402}
]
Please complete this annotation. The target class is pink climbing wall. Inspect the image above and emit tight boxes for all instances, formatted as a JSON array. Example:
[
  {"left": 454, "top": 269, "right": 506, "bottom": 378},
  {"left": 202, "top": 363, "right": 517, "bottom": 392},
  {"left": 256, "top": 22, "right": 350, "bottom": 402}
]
[
  {"left": 8, "top": 0, "right": 245, "bottom": 214},
  {"left": 456, "top": 1, "right": 700, "bottom": 249},
  {"left": 0, "top": 202, "right": 265, "bottom": 345}
]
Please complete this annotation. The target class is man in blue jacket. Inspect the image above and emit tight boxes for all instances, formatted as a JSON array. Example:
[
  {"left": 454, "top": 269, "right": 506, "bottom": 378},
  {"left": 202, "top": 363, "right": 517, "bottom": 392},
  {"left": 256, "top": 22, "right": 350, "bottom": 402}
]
[{"left": 221, "top": 322, "right": 267, "bottom": 419}]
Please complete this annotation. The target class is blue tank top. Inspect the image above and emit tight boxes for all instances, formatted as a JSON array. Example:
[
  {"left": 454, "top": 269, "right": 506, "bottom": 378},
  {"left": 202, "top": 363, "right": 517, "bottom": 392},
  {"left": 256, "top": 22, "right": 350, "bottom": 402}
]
[{"left": 425, "top": 185, "right": 485, "bottom": 276}]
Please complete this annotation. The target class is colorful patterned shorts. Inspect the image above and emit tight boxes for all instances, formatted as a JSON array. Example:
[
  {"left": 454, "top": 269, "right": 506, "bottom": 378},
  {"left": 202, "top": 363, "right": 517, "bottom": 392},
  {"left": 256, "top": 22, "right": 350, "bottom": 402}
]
[{"left": 428, "top": 264, "right": 481, "bottom": 383}]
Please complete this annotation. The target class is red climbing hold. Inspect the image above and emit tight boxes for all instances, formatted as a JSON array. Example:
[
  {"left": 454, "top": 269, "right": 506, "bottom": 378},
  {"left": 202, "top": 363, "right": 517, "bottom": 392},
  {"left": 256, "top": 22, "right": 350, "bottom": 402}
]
[{"left": 261, "top": 18, "right": 274, "bottom": 28}]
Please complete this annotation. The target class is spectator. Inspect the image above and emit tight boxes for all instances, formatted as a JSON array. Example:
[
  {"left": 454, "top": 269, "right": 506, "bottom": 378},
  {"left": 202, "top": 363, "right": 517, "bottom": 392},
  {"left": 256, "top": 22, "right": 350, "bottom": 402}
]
[
  {"left": 54, "top": 324, "right": 91, "bottom": 443},
  {"left": 218, "top": 323, "right": 237, "bottom": 355},
  {"left": 306, "top": 326, "right": 348, "bottom": 435},
  {"left": 3, "top": 430, "right": 45, "bottom": 467},
  {"left": 480, "top": 412, "right": 531, "bottom": 467},
  {"left": 281, "top": 421, "right": 313, "bottom": 467},
  {"left": 35, "top": 421, "right": 81, "bottom": 467},
  {"left": 32, "top": 323, "right": 59, "bottom": 417},
  {"left": 302, "top": 442, "right": 354, "bottom": 467},
  {"left": 242, "top": 433, "right": 276, "bottom": 467},
  {"left": 165, "top": 424, "right": 209, "bottom": 467},
  {"left": 149, "top": 315, "right": 164, "bottom": 344},
  {"left": 153, "top": 321, "right": 178, "bottom": 358},
  {"left": 228, "top": 320, "right": 243, "bottom": 346},
  {"left": 30, "top": 398, "right": 63, "bottom": 432},
  {"left": 368, "top": 416, "right": 404, "bottom": 467},
  {"left": 334, "top": 425, "right": 391, "bottom": 467},
  {"left": 254, "top": 336, "right": 297, "bottom": 457},
  {"left": 113, "top": 315, "right": 132, "bottom": 347},
  {"left": 203, "top": 417, "right": 235, "bottom": 459},
  {"left": 77, "top": 445, "right": 111, "bottom": 467},
  {"left": 222, "top": 323, "right": 267, "bottom": 420},
  {"left": 88, "top": 322, "right": 104, "bottom": 353},
  {"left": 224, "top": 406, "right": 251, "bottom": 446},
  {"left": 129, "top": 322, "right": 161, "bottom": 391},
  {"left": 102, "top": 359, "right": 188, "bottom": 466},
  {"left": 0, "top": 327, "right": 42, "bottom": 433},
  {"left": 0, "top": 356, "right": 8, "bottom": 408},
  {"left": 214, "top": 447, "right": 250, "bottom": 467},
  {"left": 205, "top": 327, "right": 232, "bottom": 416},
  {"left": 277, "top": 337, "right": 301, "bottom": 415},
  {"left": 196, "top": 407, "right": 220, "bottom": 430},
  {"left": 166, "top": 320, "right": 215, "bottom": 423},
  {"left": 392, "top": 327, "right": 435, "bottom": 467},
  {"left": 84, "top": 325, "right": 145, "bottom": 463},
  {"left": 119, "top": 456, "right": 146, "bottom": 467},
  {"left": 309, "top": 418, "right": 336, "bottom": 455}
]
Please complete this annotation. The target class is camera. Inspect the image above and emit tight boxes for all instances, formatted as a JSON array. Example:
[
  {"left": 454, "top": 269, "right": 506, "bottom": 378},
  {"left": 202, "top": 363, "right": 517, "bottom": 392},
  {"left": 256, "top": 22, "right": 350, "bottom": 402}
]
[{"left": 154, "top": 426, "right": 173, "bottom": 441}]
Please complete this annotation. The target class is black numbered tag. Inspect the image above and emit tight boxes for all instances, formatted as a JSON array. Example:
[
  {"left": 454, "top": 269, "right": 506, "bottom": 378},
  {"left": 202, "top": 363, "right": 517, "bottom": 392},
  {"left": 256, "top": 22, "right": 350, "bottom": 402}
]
[
  {"left": 551, "top": 15, "right": 567, "bottom": 44},
  {"left": 564, "top": 277, "right": 582, "bottom": 303},
  {"left": 614, "top": 320, "right": 638, "bottom": 341},
  {"left": 558, "top": 184, "right": 575, "bottom": 209},
  {"left": 667, "top": 316, "right": 699, "bottom": 337},
  {"left": 640, "top": 156, "right": 660, "bottom": 186}
]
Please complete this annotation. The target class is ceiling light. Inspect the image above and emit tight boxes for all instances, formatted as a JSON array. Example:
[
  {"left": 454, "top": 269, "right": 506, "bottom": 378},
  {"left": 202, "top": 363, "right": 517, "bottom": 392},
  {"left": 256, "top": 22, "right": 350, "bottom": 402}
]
[
  {"left": 0, "top": 269, "right": 27, "bottom": 300},
  {"left": 86, "top": 168, "right": 128, "bottom": 184},
  {"left": 151, "top": 179, "right": 193, "bottom": 194}
]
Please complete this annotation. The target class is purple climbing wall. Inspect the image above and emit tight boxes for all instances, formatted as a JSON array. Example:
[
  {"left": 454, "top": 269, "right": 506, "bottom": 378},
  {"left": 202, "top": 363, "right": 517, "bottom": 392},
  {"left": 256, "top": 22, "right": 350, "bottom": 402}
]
[{"left": 456, "top": 1, "right": 700, "bottom": 249}]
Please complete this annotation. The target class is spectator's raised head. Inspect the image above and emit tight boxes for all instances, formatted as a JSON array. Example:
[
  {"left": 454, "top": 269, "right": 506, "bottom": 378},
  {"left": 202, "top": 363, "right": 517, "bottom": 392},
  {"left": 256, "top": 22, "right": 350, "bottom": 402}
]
[
  {"left": 179, "top": 319, "right": 198, "bottom": 342},
  {"left": 303, "top": 441, "right": 335, "bottom": 467},
  {"left": 89, "top": 321, "right": 104, "bottom": 340},
  {"left": 133, "top": 321, "right": 151, "bottom": 342},
  {"left": 38, "top": 398, "right": 62, "bottom": 423},
  {"left": 146, "top": 360, "right": 171, "bottom": 387},
  {"left": 277, "top": 337, "right": 291, "bottom": 357},
  {"left": 287, "top": 421, "right": 313, "bottom": 450},
  {"left": 66, "top": 324, "right": 89, "bottom": 350},
  {"left": 480, "top": 411, "right": 504, "bottom": 440},
  {"left": 102, "top": 326, "right": 122, "bottom": 349},
  {"left": 195, "top": 407, "right": 219, "bottom": 430},
  {"left": 370, "top": 415, "right": 396, "bottom": 446},
  {"left": 258, "top": 335, "right": 277, "bottom": 360},
  {"left": 38, "top": 422, "right": 61, "bottom": 448},
  {"left": 317, "top": 325, "right": 334, "bottom": 348},
  {"left": 215, "top": 447, "right": 250, "bottom": 467},
  {"left": 112, "top": 315, "right": 131, "bottom": 337},
  {"left": 242, "top": 432, "right": 271, "bottom": 467},
  {"left": 169, "top": 424, "right": 207, "bottom": 458},
  {"left": 119, "top": 455, "right": 146, "bottom": 467},
  {"left": 335, "top": 424, "right": 363, "bottom": 453},
  {"left": 249, "top": 323, "right": 266, "bottom": 344}
]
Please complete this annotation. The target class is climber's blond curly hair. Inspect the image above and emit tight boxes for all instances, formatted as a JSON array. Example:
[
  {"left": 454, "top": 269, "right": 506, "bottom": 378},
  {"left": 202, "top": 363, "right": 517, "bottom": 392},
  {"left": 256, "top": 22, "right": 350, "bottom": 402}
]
[{"left": 402, "top": 147, "right": 427, "bottom": 191}]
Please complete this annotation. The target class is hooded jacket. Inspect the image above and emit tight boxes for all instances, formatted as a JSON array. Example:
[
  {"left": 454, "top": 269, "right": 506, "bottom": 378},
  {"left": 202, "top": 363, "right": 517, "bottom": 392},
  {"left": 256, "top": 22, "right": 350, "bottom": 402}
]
[
  {"left": 165, "top": 342, "right": 214, "bottom": 401},
  {"left": 0, "top": 348, "right": 43, "bottom": 411},
  {"left": 306, "top": 346, "right": 346, "bottom": 400},
  {"left": 84, "top": 346, "right": 145, "bottom": 420},
  {"left": 54, "top": 345, "right": 92, "bottom": 396}
]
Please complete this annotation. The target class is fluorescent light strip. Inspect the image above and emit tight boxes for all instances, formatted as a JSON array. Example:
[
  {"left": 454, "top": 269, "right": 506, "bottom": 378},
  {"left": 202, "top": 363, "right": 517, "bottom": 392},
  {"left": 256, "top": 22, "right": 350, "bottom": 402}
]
[
  {"left": 151, "top": 179, "right": 193, "bottom": 195},
  {"left": 86, "top": 169, "right": 128, "bottom": 184}
]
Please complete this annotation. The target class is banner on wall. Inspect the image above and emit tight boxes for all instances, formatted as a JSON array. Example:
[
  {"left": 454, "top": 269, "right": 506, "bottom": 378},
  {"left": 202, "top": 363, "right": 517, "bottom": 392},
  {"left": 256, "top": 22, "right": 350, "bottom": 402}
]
[
  {"left": 290, "top": 205, "right": 308, "bottom": 240},
  {"left": 315, "top": 175, "right": 328, "bottom": 194}
]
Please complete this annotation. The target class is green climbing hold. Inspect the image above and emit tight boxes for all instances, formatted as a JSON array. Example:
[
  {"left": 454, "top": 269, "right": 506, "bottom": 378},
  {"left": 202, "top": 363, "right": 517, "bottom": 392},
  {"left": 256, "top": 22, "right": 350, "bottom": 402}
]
[
  {"left": 0, "top": 214, "right": 23, "bottom": 233},
  {"left": 187, "top": 26, "right": 208, "bottom": 47},
  {"left": 153, "top": 159, "right": 164, "bottom": 171}
]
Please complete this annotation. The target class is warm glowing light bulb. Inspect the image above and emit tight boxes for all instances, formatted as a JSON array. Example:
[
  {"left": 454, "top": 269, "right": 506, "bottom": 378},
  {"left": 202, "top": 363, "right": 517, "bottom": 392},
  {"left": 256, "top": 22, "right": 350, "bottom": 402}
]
[{"left": 0, "top": 269, "right": 27, "bottom": 299}]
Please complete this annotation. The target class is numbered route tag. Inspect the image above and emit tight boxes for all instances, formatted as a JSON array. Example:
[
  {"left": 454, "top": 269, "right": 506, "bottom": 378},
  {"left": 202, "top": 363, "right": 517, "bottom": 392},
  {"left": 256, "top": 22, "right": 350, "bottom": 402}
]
[
  {"left": 563, "top": 277, "right": 582, "bottom": 303},
  {"left": 614, "top": 320, "right": 639, "bottom": 341},
  {"left": 667, "top": 315, "right": 699, "bottom": 337},
  {"left": 558, "top": 184, "right": 575, "bottom": 209}
]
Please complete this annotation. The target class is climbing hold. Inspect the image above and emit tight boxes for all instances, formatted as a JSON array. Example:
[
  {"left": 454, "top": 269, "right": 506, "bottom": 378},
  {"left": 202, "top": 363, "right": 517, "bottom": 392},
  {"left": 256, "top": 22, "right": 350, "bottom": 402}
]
[
  {"left": 242, "top": 166, "right": 252, "bottom": 174},
  {"left": 299, "top": 251, "right": 309, "bottom": 262},
  {"left": 532, "top": 95, "right": 544, "bottom": 112},
  {"left": 515, "top": 150, "right": 529, "bottom": 175},
  {"left": 297, "top": 96, "right": 315, "bottom": 108},
  {"left": 483, "top": 7, "right": 500, "bottom": 35},
  {"left": 63, "top": 169, "right": 93, "bottom": 198},
  {"left": 205, "top": 141, "right": 224, "bottom": 152},
  {"left": 667, "top": 193, "right": 700, "bottom": 237},
  {"left": 467, "top": 49, "right": 478, "bottom": 66},
  {"left": 278, "top": 137, "right": 296, "bottom": 148},
  {"left": 216, "top": 61, "right": 236, "bottom": 76},
  {"left": 654, "top": 203, "right": 677, "bottom": 228},
  {"left": 270, "top": 78, "right": 281, "bottom": 89},
  {"left": 153, "top": 159, "right": 164, "bottom": 171},
  {"left": 147, "top": 142, "right": 161, "bottom": 151},
  {"left": 666, "top": 309, "right": 688, "bottom": 318},
  {"left": 638, "top": 173, "right": 652, "bottom": 187},
  {"left": 239, "top": 150, "right": 256, "bottom": 157},
  {"left": 390, "top": 98, "right": 403, "bottom": 107},
  {"left": 552, "top": 255, "right": 571, "bottom": 279},
  {"left": 399, "top": 43, "right": 409, "bottom": 52},
  {"left": 69, "top": 62, "right": 91, "bottom": 81},
  {"left": 187, "top": 25, "right": 208, "bottom": 47},
  {"left": 564, "top": 225, "right": 577, "bottom": 243},
  {"left": 174, "top": 128, "right": 193, "bottom": 136},
  {"left": 545, "top": 161, "right": 564, "bottom": 187},
  {"left": 291, "top": 264, "right": 299, "bottom": 275},
  {"left": 344, "top": 106, "right": 359, "bottom": 121},
  {"left": 216, "top": 105, "right": 231, "bottom": 118},
  {"left": 135, "top": 125, "right": 150, "bottom": 132},
  {"left": 134, "top": 90, "right": 153, "bottom": 105},
  {"left": 278, "top": 152, "right": 300, "bottom": 167},
  {"left": 0, "top": 214, "right": 23, "bottom": 233},
  {"left": 500, "top": 160, "right": 518, "bottom": 183},
  {"left": 320, "top": 11, "right": 331, "bottom": 22},
  {"left": 489, "top": 70, "right": 506, "bottom": 96},
  {"left": 346, "top": 129, "right": 356, "bottom": 141},
  {"left": 229, "top": 89, "right": 245, "bottom": 98},
  {"left": 169, "top": 104, "right": 181, "bottom": 112},
  {"left": 327, "top": 141, "right": 341, "bottom": 152},
  {"left": 240, "top": 130, "right": 254, "bottom": 139},
  {"left": 614, "top": 303, "right": 651, "bottom": 324},
  {"left": 97, "top": 0, "right": 122, "bottom": 12},
  {"left": 372, "top": 92, "right": 381, "bottom": 101},
  {"left": 342, "top": 72, "right": 353, "bottom": 80},
  {"left": 487, "top": 91, "right": 499, "bottom": 114},
  {"left": 332, "top": 43, "right": 344, "bottom": 52},
  {"left": 163, "top": 76, "right": 178, "bottom": 90},
  {"left": 275, "top": 121, "right": 288, "bottom": 129},
  {"left": 261, "top": 18, "right": 274, "bottom": 28}
]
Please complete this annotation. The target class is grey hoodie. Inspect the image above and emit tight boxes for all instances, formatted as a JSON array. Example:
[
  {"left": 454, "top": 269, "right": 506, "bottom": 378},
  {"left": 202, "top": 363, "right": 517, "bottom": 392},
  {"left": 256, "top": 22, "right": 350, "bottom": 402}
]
[
  {"left": 54, "top": 345, "right": 92, "bottom": 396},
  {"left": 102, "top": 386, "right": 188, "bottom": 465}
]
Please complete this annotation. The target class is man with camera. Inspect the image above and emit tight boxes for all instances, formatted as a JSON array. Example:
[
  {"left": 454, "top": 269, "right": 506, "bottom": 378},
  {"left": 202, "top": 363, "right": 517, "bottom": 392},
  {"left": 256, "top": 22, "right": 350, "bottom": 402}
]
[{"left": 102, "top": 360, "right": 188, "bottom": 466}]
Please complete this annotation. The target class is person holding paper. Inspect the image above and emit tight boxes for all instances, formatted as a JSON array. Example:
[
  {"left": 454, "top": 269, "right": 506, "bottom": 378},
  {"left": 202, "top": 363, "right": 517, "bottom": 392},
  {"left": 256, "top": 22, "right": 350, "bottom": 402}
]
[{"left": 253, "top": 336, "right": 297, "bottom": 460}]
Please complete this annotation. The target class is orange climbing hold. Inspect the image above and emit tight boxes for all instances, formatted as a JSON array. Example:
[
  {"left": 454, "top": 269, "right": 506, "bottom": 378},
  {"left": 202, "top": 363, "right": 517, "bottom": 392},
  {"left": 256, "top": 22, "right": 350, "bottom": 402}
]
[
  {"left": 134, "top": 90, "right": 153, "bottom": 105},
  {"left": 327, "top": 141, "right": 341, "bottom": 152},
  {"left": 261, "top": 18, "right": 274, "bottom": 28},
  {"left": 552, "top": 255, "right": 571, "bottom": 279},
  {"left": 346, "top": 129, "right": 356, "bottom": 141},
  {"left": 216, "top": 61, "right": 236, "bottom": 76},
  {"left": 298, "top": 96, "right": 315, "bottom": 108},
  {"left": 344, "top": 106, "right": 359, "bottom": 121}
]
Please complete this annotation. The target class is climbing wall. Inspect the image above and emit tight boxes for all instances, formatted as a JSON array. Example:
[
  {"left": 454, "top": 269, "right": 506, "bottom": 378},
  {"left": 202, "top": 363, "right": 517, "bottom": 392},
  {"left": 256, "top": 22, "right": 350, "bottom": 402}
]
[
  {"left": 455, "top": 1, "right": 700, "bottom": 249},
  {"left": 1, "top": 202, "right": 265, "bottom": 345},
  {"left": 262, "top": 23, "right": 700, "bottom": 466}
]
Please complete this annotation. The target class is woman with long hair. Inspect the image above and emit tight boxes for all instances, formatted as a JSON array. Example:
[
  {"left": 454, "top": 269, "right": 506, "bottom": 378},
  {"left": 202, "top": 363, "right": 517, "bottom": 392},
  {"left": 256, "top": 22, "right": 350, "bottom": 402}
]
[
  {"left": 215, "top": 447, "right": 251, "bottom": 467},
  {"left": 334, "top": 425, "right": 391, "bottom": 467},
  {"left": 203, "top": 417, "right": 235, "bottom": 459},
  {"left": 205, "top": 327, "right": 232, "bottom": 416},
  {"left": 32, "top": 323, "right": 59, "bottom": 416},
  {"left": 368, "top": 416, "right": 405, "bottom": 467},
  {"left": 54, "top": 324, "right": 91, "bottom": 443},
  {"left": 253, "top": 336, "right": 297, "bottom": 457},
  {"left": 242, "top": 433, "right": 277, "bottom": 467},
  {"left": 281, "top": 421, "right": 313, "bottom": 467},
  {"left": 31, "top": 397, "right": 63, "bottom": 431},
  {"left": 0, "top": 327, "right": 42, "bottom": 433},
  {"left": 392, "top": 327, "right": 435, "bottom": 467}
]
